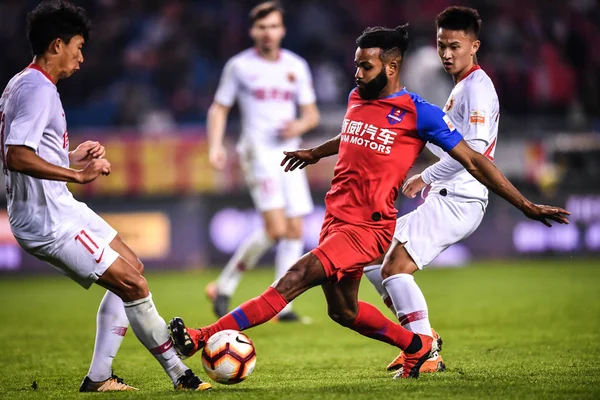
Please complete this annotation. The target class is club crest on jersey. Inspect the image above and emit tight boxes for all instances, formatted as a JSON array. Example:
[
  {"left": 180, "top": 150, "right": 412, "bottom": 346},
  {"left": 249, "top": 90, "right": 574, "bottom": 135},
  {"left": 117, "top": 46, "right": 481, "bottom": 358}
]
[
  {"left": 287, "top": 72, "right": 296, "bottom": 83},
  {"left": 386, "top": 107, "right": 406, "bottom": 125}
]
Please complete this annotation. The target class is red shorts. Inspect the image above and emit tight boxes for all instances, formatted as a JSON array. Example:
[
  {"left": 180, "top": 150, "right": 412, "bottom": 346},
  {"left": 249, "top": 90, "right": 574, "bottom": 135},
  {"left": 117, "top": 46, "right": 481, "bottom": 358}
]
[{"left": 311, "top": 212, "right": 394, "bottom": 282}]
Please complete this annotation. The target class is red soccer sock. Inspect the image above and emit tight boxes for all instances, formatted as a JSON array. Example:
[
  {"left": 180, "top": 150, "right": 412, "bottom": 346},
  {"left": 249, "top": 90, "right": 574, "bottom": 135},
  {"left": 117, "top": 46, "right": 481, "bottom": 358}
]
[
  {"left": 204, "top": 287, "right": 288, "bottom": 338},
  {"left": 350, "top": 301, "right": 415, "bottom": 350}
]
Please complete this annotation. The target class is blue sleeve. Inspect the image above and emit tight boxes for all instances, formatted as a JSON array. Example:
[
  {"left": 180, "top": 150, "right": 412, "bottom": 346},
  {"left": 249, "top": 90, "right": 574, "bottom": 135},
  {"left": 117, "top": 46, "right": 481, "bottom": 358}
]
[{"left": 412, "top": 95, "right": 463, "bottom": 152}]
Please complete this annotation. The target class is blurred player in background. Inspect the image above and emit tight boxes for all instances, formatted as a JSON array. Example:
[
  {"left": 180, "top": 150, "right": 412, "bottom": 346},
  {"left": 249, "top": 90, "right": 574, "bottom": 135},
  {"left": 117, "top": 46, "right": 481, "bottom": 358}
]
[
  {"left": 170, "top": 25, "right": 569, "bottom": 378},
  {"left": 364, "top": 6, "right": 498, "bottom": 376},
  {"left": 205, "top": 1, "right": 320, "bottom": 321},
  {"left": 0, "top": 1, "right": 210, "bottom": 392}
]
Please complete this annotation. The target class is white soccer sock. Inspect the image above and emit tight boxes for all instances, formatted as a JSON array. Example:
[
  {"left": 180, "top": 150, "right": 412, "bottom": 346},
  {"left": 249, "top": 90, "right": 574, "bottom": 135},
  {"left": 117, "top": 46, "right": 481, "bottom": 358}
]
[
  {"left": 123, "top": 294, "right": 188, "bottom": 385},
  {"left": 275, "top": 238, "right": 304, "bottom": 315},
  {"left": 364, "top": 264, "right": 397, "bottom": 316},
  {"left": 382, "top": 273, "right": 432, "bottom": 337},
  {"left": 217, "top": 229, "right": 275, "bottom": 297},
  {"left": 87, "top": 291, "right": 129, "bottom": 382}
]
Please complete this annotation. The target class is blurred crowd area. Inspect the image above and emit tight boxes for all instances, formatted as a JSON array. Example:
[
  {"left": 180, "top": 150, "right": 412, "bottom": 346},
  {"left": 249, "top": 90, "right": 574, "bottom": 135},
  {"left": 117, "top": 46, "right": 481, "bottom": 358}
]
[{"left": 0, "top": 0, "right": 599, "bottom": 133}]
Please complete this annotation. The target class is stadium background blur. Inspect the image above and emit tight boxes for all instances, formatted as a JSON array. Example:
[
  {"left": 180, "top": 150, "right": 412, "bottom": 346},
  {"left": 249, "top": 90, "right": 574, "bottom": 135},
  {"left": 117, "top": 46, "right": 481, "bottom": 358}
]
[{"left": 1, "top": 0, "right": 599, "bottom": 273}]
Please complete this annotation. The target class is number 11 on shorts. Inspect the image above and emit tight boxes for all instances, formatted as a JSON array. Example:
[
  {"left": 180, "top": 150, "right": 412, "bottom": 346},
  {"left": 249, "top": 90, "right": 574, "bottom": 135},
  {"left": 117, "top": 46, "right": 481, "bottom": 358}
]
[{"left": 75, "top": 229, "right": 99, "bottom": 254}]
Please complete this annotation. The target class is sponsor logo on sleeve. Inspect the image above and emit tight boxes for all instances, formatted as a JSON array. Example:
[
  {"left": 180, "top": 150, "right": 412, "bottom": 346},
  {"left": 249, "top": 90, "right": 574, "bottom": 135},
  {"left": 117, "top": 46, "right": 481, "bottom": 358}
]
[
  {"left": 469, "top": 110, "right": 485, "bottom": 125},
  {"left": 443, "top": 114, "right": 455, "bottom": 131}
]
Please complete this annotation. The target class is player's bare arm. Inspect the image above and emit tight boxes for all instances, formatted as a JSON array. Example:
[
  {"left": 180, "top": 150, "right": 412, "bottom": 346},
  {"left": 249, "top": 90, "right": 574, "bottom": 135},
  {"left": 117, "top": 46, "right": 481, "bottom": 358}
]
[
  {"left": 207, "top": 101, "right": 231, "bottom": 170},
  {"left": 69, "top": 140, "right": 105, "bottom": 167},
  {"left": 280, "top": 134, "right": 341, "bottom": 172},
  {"left": 448, "top": 140, "right": 570, "bottom": 226},
  {"left": 6, "top": 145, "right": 111, "bottom": 184},
  {"left": 280, "top": 103, "right": 320, "bottom": 139}
]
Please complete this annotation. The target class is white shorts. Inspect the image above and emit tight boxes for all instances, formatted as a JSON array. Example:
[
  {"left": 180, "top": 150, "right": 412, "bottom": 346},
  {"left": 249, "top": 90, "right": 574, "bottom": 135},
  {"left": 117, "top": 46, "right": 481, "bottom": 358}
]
[
  {"left": 15, "top": 204, "right": 119, "bottom": 289},
  {"left": 394, "top": 193, "right": 485, "bottom": 269},
  {"left": 239, "top": 145, "right": 314, "bottom": 217}
]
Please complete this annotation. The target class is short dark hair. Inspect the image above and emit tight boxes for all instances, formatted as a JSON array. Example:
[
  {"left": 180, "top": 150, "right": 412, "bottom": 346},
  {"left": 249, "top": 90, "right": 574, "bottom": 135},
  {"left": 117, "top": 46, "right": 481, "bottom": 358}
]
[
  {"left": 26, "top": 0, "right": 91, "bottom": 57},
  {"left": 249, "top": 1, "right": 284, "bottom": 25},
  {"left": 436, "top": 6, "right": 482, "bottom": 38},
  {"left": 356, "top": 24, "right": 409, "bottom": 61}
]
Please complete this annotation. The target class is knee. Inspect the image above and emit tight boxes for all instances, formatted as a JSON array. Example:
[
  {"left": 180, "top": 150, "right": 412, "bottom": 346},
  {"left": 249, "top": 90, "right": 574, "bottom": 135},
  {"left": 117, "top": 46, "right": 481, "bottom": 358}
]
[
  {"left": 133, "top": 259, "right": 144, "bottom": 275},
  {"left": 327, "top": 306, "right": 358, "bottom": 327},
  {"left": 265, "top": 225, "right": 286, "bottom": 242},
  {"left": 273, "top": 254, "right": 323, "bottom": 300},
  {"left": 285, "top": 221, "right": 303, "bottom": 240},
  {"left": 122, "top": 273, "right": 149, "bottom": 301},
  {"left": 275, "top": 263, "right": 310, "bottom": 298},
  {"left": 381, "top": 251, "right": 417, "bottom": 280}
]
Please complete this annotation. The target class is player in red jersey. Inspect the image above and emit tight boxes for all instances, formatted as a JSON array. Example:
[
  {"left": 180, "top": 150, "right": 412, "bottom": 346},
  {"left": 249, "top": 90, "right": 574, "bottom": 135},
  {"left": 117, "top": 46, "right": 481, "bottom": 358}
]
[{"left": 169, "top": 25, "right": 569, "bottom": 379}]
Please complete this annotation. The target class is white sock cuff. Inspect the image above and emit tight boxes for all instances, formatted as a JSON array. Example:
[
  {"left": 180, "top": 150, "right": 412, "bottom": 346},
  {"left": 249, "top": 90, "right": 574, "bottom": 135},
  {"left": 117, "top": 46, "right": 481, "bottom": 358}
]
[
  {"left": 382, "top": 273, "right": 414, "bottom": 287},
  {"left": 123, "top": 293, "right": 152, "bottom": 308},
  {"left": 364, "top": 264, "right": 382, "bottom": 274}
]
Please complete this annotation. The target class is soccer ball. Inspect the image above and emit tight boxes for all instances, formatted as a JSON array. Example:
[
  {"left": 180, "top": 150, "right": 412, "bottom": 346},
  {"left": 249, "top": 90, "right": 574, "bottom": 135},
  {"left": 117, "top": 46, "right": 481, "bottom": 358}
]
[{"left": 201, "top": 330, "right": 257, "bottom": 384}]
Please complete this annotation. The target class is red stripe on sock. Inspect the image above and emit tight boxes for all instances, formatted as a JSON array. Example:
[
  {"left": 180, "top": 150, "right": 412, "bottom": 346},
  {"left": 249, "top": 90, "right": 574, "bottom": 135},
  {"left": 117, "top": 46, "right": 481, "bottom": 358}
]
[
  {"left": 398, "top": 310, "right": 428, "bottom": 326},
  {"left": 111, "top": 326, "right": 128, "bottom": 336},
  {"left": 150, "top": 338, "right": 173, "bottom": 354},
  {"left": 237, "top": 262, "right": 248, "bottom": 272},
  {"left": 206, "top": 287, "right": 288, "bottom": 337}
]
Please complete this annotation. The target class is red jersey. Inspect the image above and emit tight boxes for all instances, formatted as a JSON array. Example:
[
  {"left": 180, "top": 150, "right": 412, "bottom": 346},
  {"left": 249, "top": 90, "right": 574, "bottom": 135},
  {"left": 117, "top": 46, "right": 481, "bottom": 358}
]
[{"left": 325, "top": 88, "right": 463, "bottom": 228}]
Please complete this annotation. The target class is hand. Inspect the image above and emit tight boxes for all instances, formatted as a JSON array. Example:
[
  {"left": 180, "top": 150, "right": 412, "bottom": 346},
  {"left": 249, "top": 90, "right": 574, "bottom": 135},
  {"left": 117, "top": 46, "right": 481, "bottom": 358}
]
[
  {"left": 76, "top": 158, "right": 111, "bottom": 184},
  {"left": 523, "top": 203, "right": 570, "bottom": 227},
  {"left": 209, "top": 145, "right": 227, "bottom": 170},
  {"left": 280, "top": 120, "right": 304, "bottom": 139},
  {"left": 281, "top": 149, "right": 319, "bottom": 172},
  {"left": 69, "top": 141, "right": 105, "bottom": 167},
  {"left": 402, "top": 174, "right": 428, "bottom": 198}
]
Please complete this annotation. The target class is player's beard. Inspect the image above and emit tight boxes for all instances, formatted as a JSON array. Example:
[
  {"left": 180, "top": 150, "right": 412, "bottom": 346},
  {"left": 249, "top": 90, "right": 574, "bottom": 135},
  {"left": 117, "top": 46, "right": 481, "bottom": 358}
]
[{"left": 357, "top": 69, "right": 388, "bottom": 100}]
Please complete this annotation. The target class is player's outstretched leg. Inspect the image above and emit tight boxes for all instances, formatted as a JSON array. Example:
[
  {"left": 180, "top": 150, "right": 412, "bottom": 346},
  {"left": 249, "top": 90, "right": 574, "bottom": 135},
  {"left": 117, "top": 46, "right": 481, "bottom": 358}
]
[
  {"left": 206, "top": 229, "right": 275, "bottom": 317},
  {"left": 170, "top": 252, "right": 327, "bottom": 358},
  {"left": 321, "top": 277, "right": 433, "bottom": 378},
  {"left": 98, "top": 239, "right": 211, "bottom": 391}
]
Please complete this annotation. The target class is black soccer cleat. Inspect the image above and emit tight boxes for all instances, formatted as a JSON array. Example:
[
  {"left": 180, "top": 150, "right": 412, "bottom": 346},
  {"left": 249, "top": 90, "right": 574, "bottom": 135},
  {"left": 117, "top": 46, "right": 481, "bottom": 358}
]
[
  {"left": 213, "top": 294, "right": 230, "bottom": 318},
  {"left": 169, "top": 317, "right": 205, "bottom": 359},
  {"left": 174, "top": 369, "right": 211, "bottom": 391}
]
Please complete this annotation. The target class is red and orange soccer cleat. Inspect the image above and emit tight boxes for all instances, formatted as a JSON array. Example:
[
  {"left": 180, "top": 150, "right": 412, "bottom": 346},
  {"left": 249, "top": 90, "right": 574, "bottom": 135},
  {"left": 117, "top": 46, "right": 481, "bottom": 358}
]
[
  {"left": 387, "top": 328, "right": 445, "bottom": 373},
  {"left": 168, "top": 317, "right": 208, "bottom": 359},
  {"left": 397, "top": 333, "right": 434, "bottom": 379}
]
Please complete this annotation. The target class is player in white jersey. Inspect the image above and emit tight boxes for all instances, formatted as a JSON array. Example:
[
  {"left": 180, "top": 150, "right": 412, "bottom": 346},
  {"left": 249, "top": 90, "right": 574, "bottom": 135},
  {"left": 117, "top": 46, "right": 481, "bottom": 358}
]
[
  {"left": 364, "top": 6, "right": 499, "bottom": 375},
  {"left": 204, "top": 2, "right": 320, "bottom": 320},
  {"left": 1, "top": 1, "right": 210, "bottom": 392}
]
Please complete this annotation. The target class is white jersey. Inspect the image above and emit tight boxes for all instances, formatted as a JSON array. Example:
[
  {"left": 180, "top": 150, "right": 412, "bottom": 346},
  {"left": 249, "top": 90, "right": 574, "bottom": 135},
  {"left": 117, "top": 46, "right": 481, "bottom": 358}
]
[
  {"left": 214, "top": 48, "right": 316, "bottom": 150},
  {"left": 424, "top": 67, "right": 499, "bottom": 204},
  {"left": 1, "top": 65, "right": 82, "bottom": 240}
]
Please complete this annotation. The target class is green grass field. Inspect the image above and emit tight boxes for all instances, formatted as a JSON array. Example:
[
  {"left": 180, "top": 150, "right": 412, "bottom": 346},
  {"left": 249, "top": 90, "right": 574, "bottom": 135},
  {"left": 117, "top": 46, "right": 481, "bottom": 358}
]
[{"left": 0, "top": 259, "right": 599, "bottom": 399}]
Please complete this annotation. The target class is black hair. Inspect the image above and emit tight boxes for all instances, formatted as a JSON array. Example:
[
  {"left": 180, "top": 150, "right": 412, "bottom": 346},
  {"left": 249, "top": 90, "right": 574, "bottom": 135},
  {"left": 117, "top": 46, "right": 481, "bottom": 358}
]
[
  {"left": 356, "top": 24, "right": 409, "bottom": 61},
  {"left": 26, "top": 0, "right": 91, "bottom": 57},
  {"left": 249, "top": 1, "right": 284, "bottom": 25},
  {"left": 436, "top": 6, "right": 482, "bottom": 38}
]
